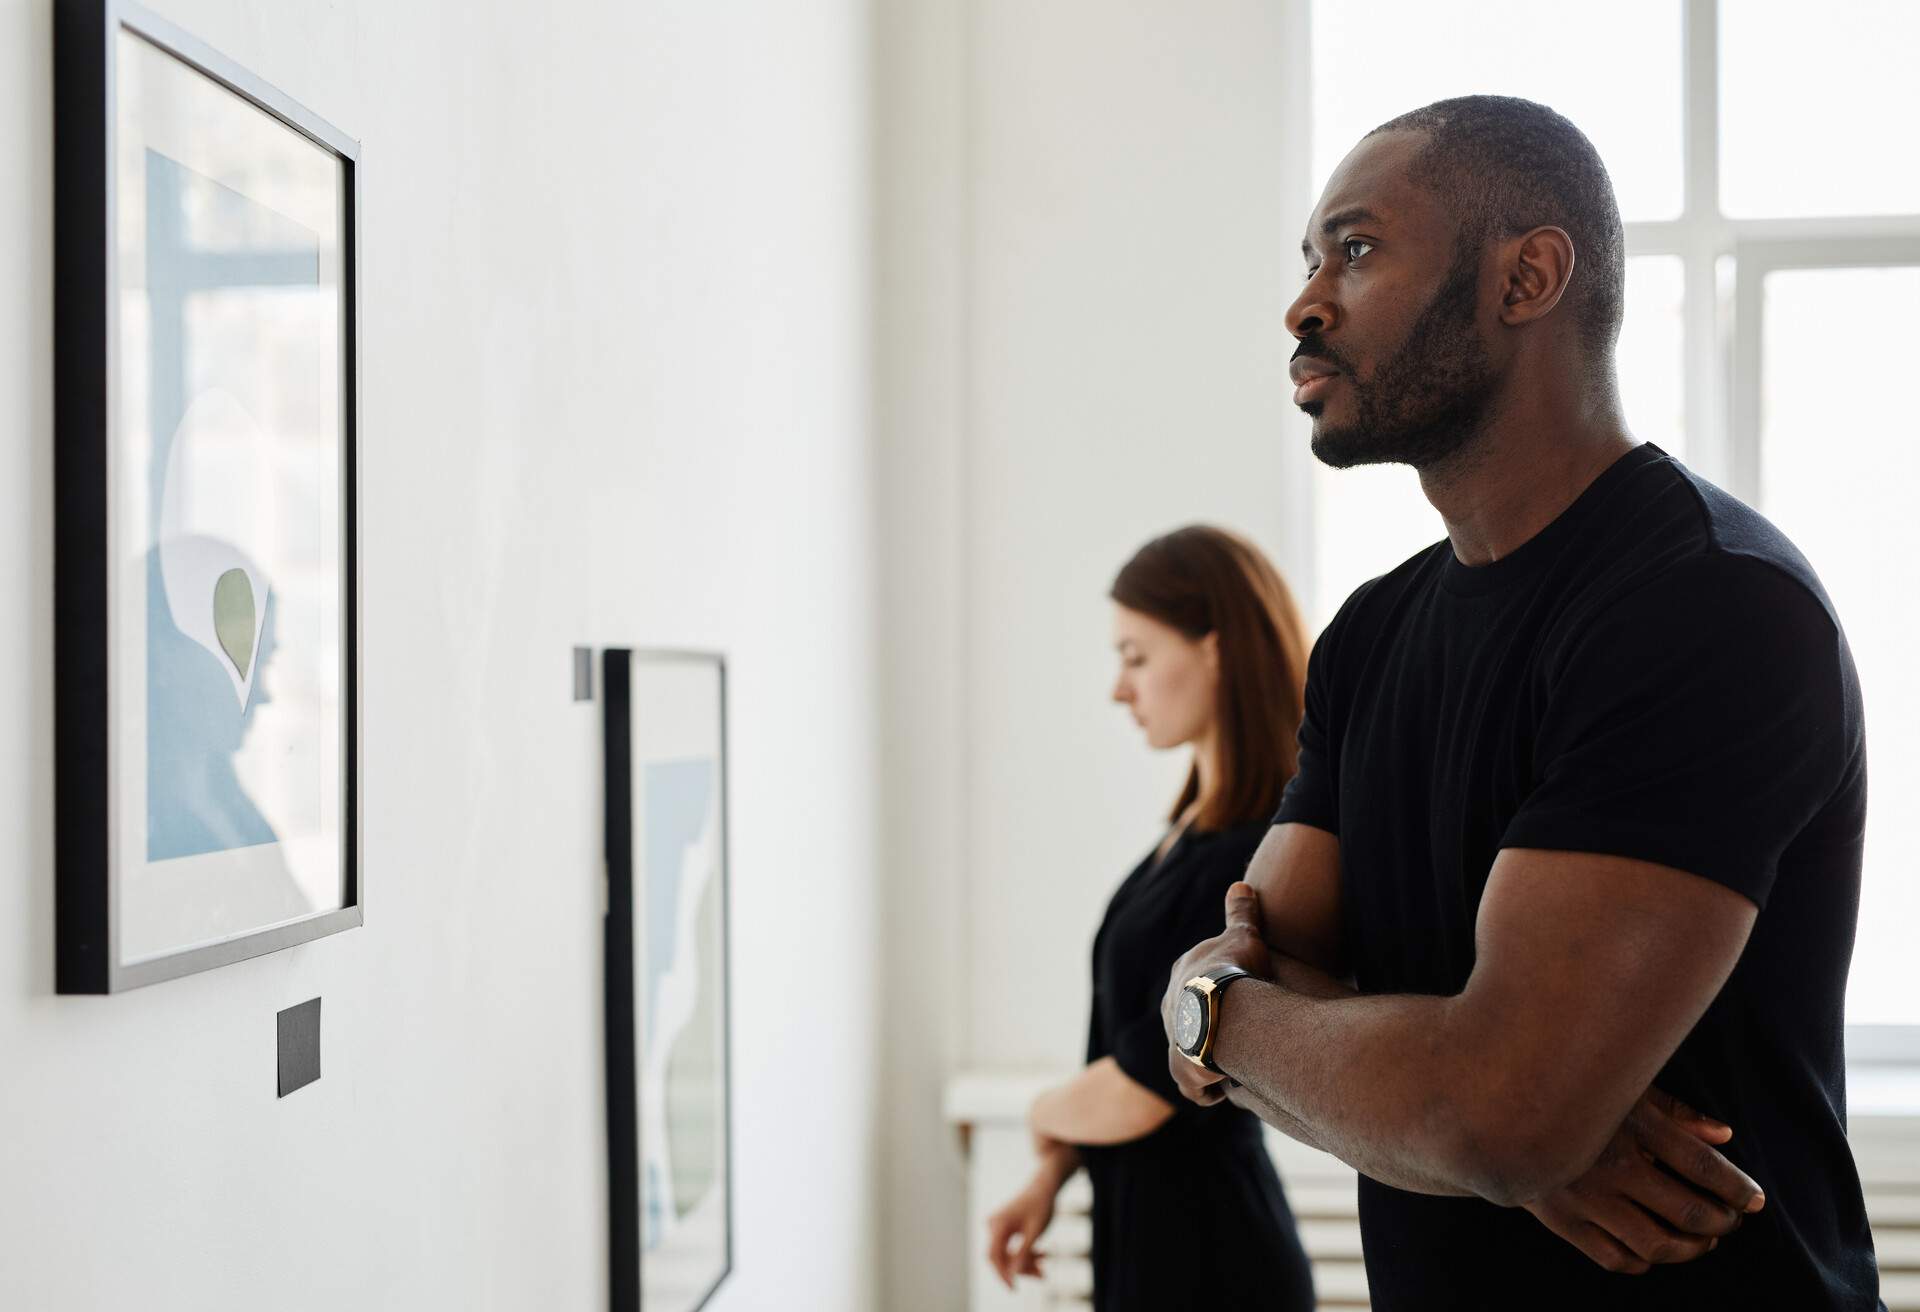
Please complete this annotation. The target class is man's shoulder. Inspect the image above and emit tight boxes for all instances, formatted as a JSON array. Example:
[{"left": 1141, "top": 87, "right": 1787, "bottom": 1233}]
[
  {"left": 1669, "top": 467, "right": 1836, "bottom": 621},
  {"left": 1320, "top": 538, "right": 1450, "bottom": 643},
  {"left": 1571, "top": 458, "right": 1843, "bottom": 647},
  {"left": 1543, "top": 527, "right": 1860, "bottom": 772}
]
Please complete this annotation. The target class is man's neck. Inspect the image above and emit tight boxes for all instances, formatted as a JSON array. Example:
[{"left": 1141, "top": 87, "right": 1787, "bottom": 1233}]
[{"left": 1418, "top": 392, "right": 1636, "bottom": 568}]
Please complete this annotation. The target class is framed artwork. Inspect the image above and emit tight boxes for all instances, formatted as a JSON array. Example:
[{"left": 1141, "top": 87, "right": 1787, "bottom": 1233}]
[
  {"left": 603, "top": 649, "right": 734, "bottom": 1312},
  {"left": 54, "top": 0, "right": 361, "bottom": 992}
]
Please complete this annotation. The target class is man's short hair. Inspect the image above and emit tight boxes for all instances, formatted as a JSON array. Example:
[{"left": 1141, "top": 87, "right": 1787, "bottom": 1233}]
[{"left": 1369, "top": 95, "right": 1626, "bottom": 359}]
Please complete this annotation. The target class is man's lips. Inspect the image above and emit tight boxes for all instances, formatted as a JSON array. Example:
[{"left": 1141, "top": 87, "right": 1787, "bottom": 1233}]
[{"left": 1290, "top": 357, "right": 1343, "bottom": 405}]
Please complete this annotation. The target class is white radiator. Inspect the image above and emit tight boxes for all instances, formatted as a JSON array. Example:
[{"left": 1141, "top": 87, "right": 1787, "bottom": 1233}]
[{"left": 948, "top": 1072, "right": 1920, "bottom": 1311}]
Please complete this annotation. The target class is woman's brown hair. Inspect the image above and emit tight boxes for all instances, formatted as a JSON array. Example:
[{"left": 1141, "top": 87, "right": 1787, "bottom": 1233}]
[{"left": 1110, "top": 525, "right": 1311, "bottom": 831}]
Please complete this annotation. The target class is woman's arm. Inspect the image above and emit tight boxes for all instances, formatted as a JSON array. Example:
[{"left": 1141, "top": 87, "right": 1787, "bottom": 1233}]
[
  {"left": 1029, "top": 1056, "right": 1174, "bottom": 1146},
  {"left": 1032, "top": 828, "right": 1335, "bottom": 1151}
]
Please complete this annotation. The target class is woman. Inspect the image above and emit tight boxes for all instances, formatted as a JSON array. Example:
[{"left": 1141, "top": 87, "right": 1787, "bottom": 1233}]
[{"left": 985, "top": 525, "right": 1317, "bottom": 1310}]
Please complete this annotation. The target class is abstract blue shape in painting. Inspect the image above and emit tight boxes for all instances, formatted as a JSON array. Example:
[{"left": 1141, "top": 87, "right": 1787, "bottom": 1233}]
[
  {"left": 642, "top": 759, "right": 716, "bottom": 1041},
  {"left": 142, "top": 147, "right": 316, "bottom": 861}
]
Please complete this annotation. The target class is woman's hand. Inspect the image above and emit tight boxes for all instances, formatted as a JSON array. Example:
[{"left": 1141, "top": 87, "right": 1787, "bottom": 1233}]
[
  {"left": 985, "top": 1134, "right": 1080, "bottom": 1290},
  {"left": 985, "top": 1174, "right": 1060, "bottom": 1290}
]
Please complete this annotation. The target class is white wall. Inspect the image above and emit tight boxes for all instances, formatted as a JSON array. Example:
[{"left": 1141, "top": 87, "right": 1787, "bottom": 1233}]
[
  {"left": 874, "top": 0, "right": 974, "bottom": 1306},
  {"left": 0, "top": 1, "right": 879, "bottom": 1309},
  {"left": 875, "top": 2, "right": 1312, "bottom": 1306},
  {"left": 964, "top": 0, "right": 1312, "bottom": 1067}
]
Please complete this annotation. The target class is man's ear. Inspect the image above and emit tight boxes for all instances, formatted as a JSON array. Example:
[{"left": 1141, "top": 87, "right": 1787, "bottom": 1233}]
[{"left": 1498, "top": 225, "right": 1576, "bottom": 327}]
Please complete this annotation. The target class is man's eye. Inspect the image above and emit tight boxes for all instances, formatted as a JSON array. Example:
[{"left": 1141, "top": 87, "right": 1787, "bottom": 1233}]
[
  {"left": 1302, "top": 265, "right": 1320, "bottom": 284},
  {"left": 1345, "top": 239, "right": 1374, "bottom": 262}
]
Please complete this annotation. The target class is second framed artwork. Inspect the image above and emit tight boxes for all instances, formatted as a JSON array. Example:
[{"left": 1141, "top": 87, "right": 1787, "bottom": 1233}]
[
  {"left": 603, "top": 649, "right": 734, "bottom": 1312},
  {"left": 54, "top": 0, "right": 361, "bottom": 991}
]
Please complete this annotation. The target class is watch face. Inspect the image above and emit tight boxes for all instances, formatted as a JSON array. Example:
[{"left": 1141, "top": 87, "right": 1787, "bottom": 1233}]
[{"left": 1174, "top": 988, "right": 1205, "bottom": 1053}]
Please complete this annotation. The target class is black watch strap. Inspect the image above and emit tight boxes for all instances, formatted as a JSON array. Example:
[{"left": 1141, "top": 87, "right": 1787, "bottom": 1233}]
[
  {"left": 1205, "top": 968, "right": 1251, "bottom": 1075},
  {"left": 1192, "top": 965, "right": 1254, "bottom": 1073},
  {"left": 1206, "top": 965, "right": 1253, "bottom": 992}
]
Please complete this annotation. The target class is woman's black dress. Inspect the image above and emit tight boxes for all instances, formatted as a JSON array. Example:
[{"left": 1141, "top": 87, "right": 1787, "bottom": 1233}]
[{"left": 1081, "top": 821, "right": 1316, "bottom": 1311}]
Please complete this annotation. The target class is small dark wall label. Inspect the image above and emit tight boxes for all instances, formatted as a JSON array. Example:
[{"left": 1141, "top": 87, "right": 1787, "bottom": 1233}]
[{"left": 277, "top": 997, "right": 322, "bottom": 1098}]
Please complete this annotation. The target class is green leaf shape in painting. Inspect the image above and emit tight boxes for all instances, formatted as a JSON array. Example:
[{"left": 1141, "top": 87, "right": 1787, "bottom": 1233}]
[{"left": 212, "top": 568, "right": 256, "bottom": 679}]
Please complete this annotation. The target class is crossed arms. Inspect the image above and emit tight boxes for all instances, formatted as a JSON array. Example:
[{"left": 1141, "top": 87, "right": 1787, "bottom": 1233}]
[{"left": 1160, "top": 822, "right": 1766, "bottom": 1269}]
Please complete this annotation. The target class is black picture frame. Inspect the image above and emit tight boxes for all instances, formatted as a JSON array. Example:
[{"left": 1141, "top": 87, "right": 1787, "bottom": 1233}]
[
  {"left": 53, "top": 0, "right": 361, "bottom": 992},
  {"left": 603, "top": 649, "right": 734, "bottom": 1312}
]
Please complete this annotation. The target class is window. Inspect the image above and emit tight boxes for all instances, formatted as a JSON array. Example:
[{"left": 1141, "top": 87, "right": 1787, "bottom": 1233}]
[{"left": 1304, "top": 0, "right": 1920, "bottom": 1033}]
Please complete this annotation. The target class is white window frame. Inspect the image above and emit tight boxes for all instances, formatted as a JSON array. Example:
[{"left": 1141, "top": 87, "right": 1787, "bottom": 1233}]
[
  {"left": 1635, "top": 1, "right": 1920, "bottom": 504},
  {"left": 1627, "top": 0, "right": 1920, "bottom": 1069}
]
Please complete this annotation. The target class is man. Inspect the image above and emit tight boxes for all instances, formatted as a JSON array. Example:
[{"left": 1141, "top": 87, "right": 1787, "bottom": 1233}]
[{"left": 1160, "top": 96, "right": 1881, "bottom": 1308}]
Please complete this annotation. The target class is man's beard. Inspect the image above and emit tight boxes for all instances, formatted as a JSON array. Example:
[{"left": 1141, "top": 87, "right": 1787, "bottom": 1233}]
[{"left": 1304, "top": 242, "right": 1500, "bottom": 471}]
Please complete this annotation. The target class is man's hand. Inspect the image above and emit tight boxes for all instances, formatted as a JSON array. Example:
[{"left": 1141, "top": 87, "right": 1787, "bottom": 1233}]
[
  {"left": 1525, "top": 1087, "right": 1766, "bottom": 1274},
  {"left": 1161, "top": 882, "right": 1272, "bottom": 1107}
]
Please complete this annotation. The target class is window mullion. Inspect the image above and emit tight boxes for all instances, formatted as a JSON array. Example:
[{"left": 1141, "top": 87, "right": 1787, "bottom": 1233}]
[
  {"left": 1681, "top": 0, "right": 1730, "bottom": 487},
  {"left": 1683, "top": 242, "right": 1729, "bottom": 485},
  {"left": 1683, "top": 0, "right": 1720, "bottom": 221},
  {"left": 1727, "top": 249, "right": 1765, "bottom": 504}
]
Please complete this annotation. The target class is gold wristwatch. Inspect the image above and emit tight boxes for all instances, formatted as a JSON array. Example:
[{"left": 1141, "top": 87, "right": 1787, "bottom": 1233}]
[{"left": 1173, "top": 965, "right": 1252, "bottom": 1074}]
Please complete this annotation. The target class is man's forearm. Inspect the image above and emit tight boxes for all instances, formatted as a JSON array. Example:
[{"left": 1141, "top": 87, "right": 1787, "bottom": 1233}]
[
  {"left": 1221, "top": 1082, "right": 1331, "bottom": 1155},
  {"left": 1219, "top": 957, "right": 1459, "bottom": 1188},
  {"left": 1218, "top": 956, "right": 1351, "bottom": 1157},
  {"left": 1211, "top": 964, "right": 1525, "bottom": 1201},
  {"left": 1224, "top": 1078, "right": 1475, "bottom": 1197}
]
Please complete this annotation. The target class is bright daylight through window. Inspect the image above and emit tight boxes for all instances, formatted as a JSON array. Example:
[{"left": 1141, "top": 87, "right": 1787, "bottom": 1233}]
[{"left": 1305, "top": 0, "right": 1920, "bottom": 1031}]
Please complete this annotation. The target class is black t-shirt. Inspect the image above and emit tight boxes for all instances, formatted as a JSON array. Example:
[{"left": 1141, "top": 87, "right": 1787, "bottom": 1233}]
[
  {"left": 1088, "top": 822, "right": 1273, "bottom": 1142},
  {"left": 1083, "top": 824, "right": 1317, "bottom": 1312},
  {"left": 1274, "top": 443, "right": 1881, "bottom": 1310}
]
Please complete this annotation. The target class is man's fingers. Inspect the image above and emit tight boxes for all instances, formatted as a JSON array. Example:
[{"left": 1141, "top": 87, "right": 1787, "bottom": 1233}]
[
  {"left": 1171, "top": 1054, "right": 1226, "bottom": 1104},
  {"left": 1167, "top": 1048, "right": 1227, "bottom": 1104},
  {"left": 1617, "top": 1161, "right": 1743, "bottom": 1238},
  {"left": 1638, "top": 1109, "right": 1766, "bottom": 1214},
  {"left": 1645, "top": 1086, "right": 1732, "bottom": 1143},
  {"left": 1681, "top": 1118, "right": 1734, "bottom": 1145},
  {"left": 1223, "top": 882, "right": 1260, "bottom": 931},
  {"left": 1564, "top": 1220, "right": 1652, "bottom": 1276},
  {"left": 1593, "top": 1200, "right": 1714, "bottom": 1267}
]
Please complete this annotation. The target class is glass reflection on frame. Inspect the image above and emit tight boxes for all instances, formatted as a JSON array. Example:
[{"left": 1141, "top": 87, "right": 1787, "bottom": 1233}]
[{"left": 55, "top": 0, "right": 360, "bottom": 992}]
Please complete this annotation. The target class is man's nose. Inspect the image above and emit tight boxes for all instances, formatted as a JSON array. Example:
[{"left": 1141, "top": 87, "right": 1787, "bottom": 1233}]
[
  {"left": 1287, "top": 299, "right": 1336, "bottom": 341},
  {"left": 1287, "top": 275, "right": 1337, "bottom": 340}
]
